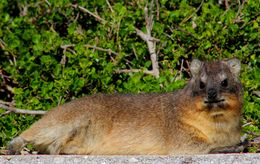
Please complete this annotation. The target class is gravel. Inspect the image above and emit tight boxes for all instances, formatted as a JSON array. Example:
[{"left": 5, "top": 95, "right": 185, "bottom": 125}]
[{"left": 1, "top": 154, "right": 260, "bottom": 164}]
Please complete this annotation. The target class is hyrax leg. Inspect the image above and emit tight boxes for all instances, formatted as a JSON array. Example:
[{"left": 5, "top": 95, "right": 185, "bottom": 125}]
[
  {"left": 7, "top": 103, "right": 94, "bottom": 154},
  {"left": 8, "top": 136, "right": 27, "bottom": 155},
  {"left": 8, "top": 117, "right": 92, "bottom": 155},
  {"left": 8, "top": 125, "right": 41, "bottom": 155},
  {"left": 8, "top": 127, "right": 64, "bottom": 155}
]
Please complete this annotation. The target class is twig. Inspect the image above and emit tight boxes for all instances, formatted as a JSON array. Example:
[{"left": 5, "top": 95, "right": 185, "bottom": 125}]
[
  {"left": 115, "top": 69, "right": 154, "bottom": 75},
  {"left": 224, "top": 0, "right": 229, "bottom": 9},
  {"left": 0, "top": 103, "right": 46, "bottom": 115},
  {"left": 61, "top": 44, "right": 117, "bottom": 63},
  {"left": 156, "top": 0, "right": 160, "bottom": 20},
  {"left": 72, "top": 4, "right": 107, "bottom": 24},
  {"left": 74, "top": 12, "right": 80, "bottom": 22},
  {"left": 247, "top": 132, "right": 260, "bottom": 137},
  {"left": 235, "top": 0, "right": 243, "bottom": 19},
  {"left": 185, "top": 60, "right": 191, "bottom": 77},
  {"left": 0, "top": 39, "right": 6, "bottom": 49},
  {"left": 242, "top": 122, "right": 253, "bottom": 127},
  {"left": 84, "top": 44, "right": 119, "bottom": 56},
  {"left": 169, "top": 25, "right": 197, "bottom": 38},
  {"left": 58, "top": 96, "right": 63, "bottom": 106},
  {"left": 60, "top": 44, "right": 75, "bottom": 50},
  {"left": 180, "top": 59, "right": 184, "bottom": 73},
  {"left": 1, "top": 111, "right": 11, "bottom": 115},
  {"left": 132, "top": 45, "right": 138, "bottom": 60},
  {"left": 172, "top": 59, "right": 184, "bottom": 81},
  {"left": 60, "top": 44, "right": 76, "bottom": 55},
  {"left": 0, "top": 100, "right": 13, "bottom": 106},
  {"left": 135, "top": 28, "right": 160, "bottom": 42},
  {"left": 135, "top": 1, "right": 160, "bottom": 78},
  {"left": 253, "top": 91, "right": 260, "bottom": 97},
  {"left": 164, "top": 32, "right": 174, "bottom": 41},
  {"left": 181, "top": 0, "right": 204, "bottom": 24},
  {"left": 60, "top": 44, "right": 76, "bottom": 54},
  {"left": 0, "top": 71, "right": 11, "bottom": 79},
  {"left": 106, "top": 0, "right": 114, "bottom": 13},
  {"left": 44, "top": 0, "right": 51, "bottom": 6},
  {"left": 61, "top": 44, "right": 119, "bottom": 56}
]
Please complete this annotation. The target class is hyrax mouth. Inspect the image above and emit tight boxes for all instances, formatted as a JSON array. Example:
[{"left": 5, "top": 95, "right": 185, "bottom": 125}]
[
  {"left": 204, "top": 99, "right": 226, "bottom": 109},
  {"left": 204, "top": 99, "right": 225, "bottom": 104}
]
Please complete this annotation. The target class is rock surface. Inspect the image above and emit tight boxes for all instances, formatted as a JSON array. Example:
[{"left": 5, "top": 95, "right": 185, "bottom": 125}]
[{"left": 1, "top": 154, "right": 260, "bottom": 164}]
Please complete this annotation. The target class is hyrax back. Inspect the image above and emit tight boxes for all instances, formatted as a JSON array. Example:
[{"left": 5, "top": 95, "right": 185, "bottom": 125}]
[{"left": 8, "top": 59, "right": 243, "bottom": 155}]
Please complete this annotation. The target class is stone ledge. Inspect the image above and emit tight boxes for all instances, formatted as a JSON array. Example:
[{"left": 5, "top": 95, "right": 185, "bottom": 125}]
[{"left": 1, "top": 153, "right": 260, "bottom": 164}]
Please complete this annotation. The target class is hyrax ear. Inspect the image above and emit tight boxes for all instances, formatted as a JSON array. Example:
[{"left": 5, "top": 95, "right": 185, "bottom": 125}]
[
  {"left": 224, "top": 58, "right": 241, "bottom": 77},
  {"left": 190, "top": 59, "right": 202, "bottom": 77}
]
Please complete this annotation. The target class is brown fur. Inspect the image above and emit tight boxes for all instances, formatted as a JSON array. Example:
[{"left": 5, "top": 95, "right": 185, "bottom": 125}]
[{"left": 8, "top": 59, "right": 243, "bottom": 155}]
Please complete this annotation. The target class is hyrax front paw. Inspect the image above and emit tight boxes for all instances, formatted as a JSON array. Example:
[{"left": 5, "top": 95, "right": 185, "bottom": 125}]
[{"left": 8, "top": 136, "right": 26, "bottom": 155}]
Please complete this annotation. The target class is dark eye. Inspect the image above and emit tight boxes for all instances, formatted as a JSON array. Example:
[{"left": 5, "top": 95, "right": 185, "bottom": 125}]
[
  {"left": 221, "top": 79, "right": 228, "bottom": 87},
  {"left": 200, "top": 81, "right": 205, "bottom": 89}
]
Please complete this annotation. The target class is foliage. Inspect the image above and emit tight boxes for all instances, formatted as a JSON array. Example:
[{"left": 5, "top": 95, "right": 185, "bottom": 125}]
[{"left": 0, "top": 0, "right": 259, "bottom": 149}]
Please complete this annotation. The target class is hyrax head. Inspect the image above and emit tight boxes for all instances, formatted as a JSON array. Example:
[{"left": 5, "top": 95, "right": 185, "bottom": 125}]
[{"left": 189, "top": 59, "right": 242, "bottom": 111}]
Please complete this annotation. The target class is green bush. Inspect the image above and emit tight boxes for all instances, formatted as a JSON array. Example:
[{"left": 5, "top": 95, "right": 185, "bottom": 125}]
[{"left": 0, "top": 0, "right": 259, "bottom": 149}]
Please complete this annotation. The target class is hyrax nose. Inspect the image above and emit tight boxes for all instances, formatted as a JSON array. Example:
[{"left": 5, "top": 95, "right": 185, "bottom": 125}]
[{"left": 208, "top": 88, "right": 217, "bottom": 100}]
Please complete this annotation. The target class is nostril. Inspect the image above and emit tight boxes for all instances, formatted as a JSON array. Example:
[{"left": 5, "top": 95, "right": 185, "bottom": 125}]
[{"left": 208, "top": 88, "right": 218, "bottom": 100}]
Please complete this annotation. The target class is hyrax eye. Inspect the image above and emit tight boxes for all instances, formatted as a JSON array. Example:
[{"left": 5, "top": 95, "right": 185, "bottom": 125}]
[
  {"left": 200, "top": 81, "right": 205, "bottom": 89},
  {"left": 221, "top": 79, "right": 228, "bottom": 87}
]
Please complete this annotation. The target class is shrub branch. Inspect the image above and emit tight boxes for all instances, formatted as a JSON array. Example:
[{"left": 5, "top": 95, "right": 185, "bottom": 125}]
[
  {"left": 115, "top": 69, "right": 154, "bottom": 75},
  {"left": 0, "top": 101, "right": 46, "bottom": 115},
  {"left": 106, "top": 0, "right": 114, "bottom": 13},
  {"left": 61, "top": 44, "right": 119, "bottom": 56},
  {"left": 134, "top": 2, "right": 160, "bottom": 78},
  {"left": 84, "top": 44, "right": 119, "bottom": 56},
  {"left": 71, "top": 4, "right": 107, "bottom": 24},
  {"left": 118, "top": 1, "right": 160, "bottom": 78}
]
